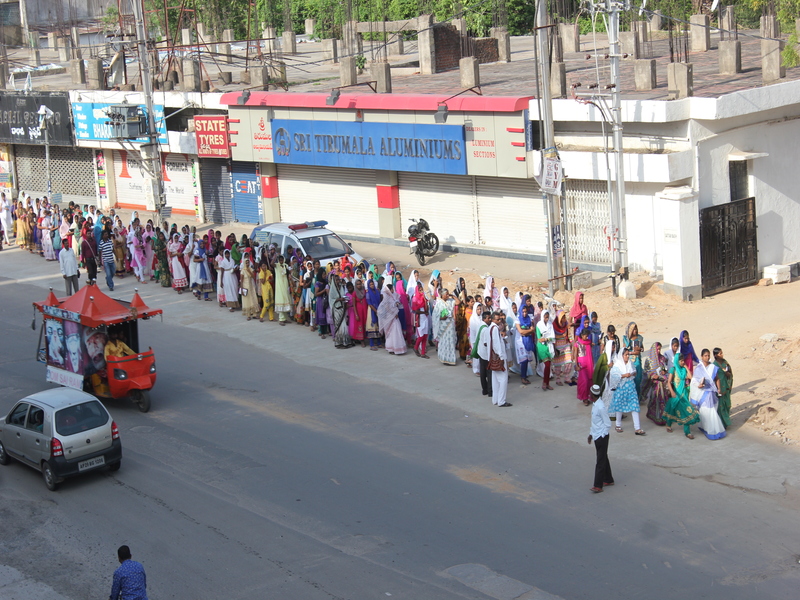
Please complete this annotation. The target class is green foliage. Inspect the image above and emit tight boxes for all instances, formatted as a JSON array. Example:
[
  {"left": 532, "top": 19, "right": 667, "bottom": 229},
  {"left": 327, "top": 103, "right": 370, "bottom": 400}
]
[
  {"left": 506, "top": 0, "right": 536, "bottom": 35},
  {"left": 355, "top": 53, "right": 367, "bottom": 70},
  {"left": 782, "top": 31, "right": 800, "bottom": 66},
  {"left": 101, "top": 5, "right": 120, "bottom": 34},
  {"left": 577, "top": 15, "right": 607, "bottom": 35}
]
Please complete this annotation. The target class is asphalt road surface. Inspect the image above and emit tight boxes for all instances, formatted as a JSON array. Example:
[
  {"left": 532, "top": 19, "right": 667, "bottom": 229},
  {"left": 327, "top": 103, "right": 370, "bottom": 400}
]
[{"left": 0, "top": 277, "right": 798, "bottom": 600}]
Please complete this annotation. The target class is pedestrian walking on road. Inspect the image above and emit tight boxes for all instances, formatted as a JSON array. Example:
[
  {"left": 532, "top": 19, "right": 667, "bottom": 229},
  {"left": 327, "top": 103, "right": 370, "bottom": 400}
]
[
  {"left": 713, "top": 347, "right": 733, "bottom": 429},
  {"left": 472, "top": 311, "right": 492, "bottom": 396},
  {"left": 486, "top": 311, "right": 510, "bottom": 407},
  {"left": 58, "top": 239, "right": 80, "bottom": 295},
  {"left": 109, "top": 545, "right": 148, "bottom": 600},
  {"left": 608, "top": 348, "right": 646, "bottom": 436},
  {"left": 536, "top": 310, "right": 555, "bottom": 391},
  {"left": 664, "top": 353, "right": 699, "bottom": 439},
  {"left": 588, "top": 384, "right": 614, "bottom": 493},
  {"left": 98, "top": 230, "right": 116, "bottom": 291}
]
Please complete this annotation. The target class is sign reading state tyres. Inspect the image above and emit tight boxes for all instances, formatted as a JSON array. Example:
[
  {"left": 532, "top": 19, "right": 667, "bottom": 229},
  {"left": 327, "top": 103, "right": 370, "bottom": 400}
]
[{"left": 270, "top": 120, "right": 466, "bottom": 175}]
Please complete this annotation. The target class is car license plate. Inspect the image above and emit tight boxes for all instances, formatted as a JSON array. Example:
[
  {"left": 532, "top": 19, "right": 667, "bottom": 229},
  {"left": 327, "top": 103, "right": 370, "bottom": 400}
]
[
  {"left": 78, "top": 456, "right": 105, "bottom": 472},
  {"left": 409, "top": 240, "right": 418, "bottom": 248}
]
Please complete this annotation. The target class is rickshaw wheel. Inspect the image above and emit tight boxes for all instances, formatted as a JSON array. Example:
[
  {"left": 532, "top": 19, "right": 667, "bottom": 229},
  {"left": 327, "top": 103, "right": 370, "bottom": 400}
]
[{"left": 131, "top": 390, "right": 151, "bottom": 413}]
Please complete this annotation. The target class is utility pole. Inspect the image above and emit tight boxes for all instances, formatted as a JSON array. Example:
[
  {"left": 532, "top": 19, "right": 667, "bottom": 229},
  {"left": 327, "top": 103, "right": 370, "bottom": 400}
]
[
  {"left": 130, "top": 0, "right": 165, "bottom": 215},
  {"left": 535, "top": 0, "right": 563, "bottom": 295}
]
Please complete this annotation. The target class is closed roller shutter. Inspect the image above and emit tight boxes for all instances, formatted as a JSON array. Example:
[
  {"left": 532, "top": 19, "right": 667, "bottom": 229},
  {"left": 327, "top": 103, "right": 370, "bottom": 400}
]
[
  {"left": 162, "top": 153, "right": 201, "bottom": 218},
  {"left": 277, "top": 165, "right": 378, "bottom": 235},
  {"left": 15, "top": 145, "right": 95, "bottom": 203},
  {"left": 200, "top": 158, "right": 232, "bottom": 224},
  {"left": 398, "top": 172, "right": 476, "bottom": 245},
  {"left": 475, "top": 176, "right": 547, "bottom": 253},
  {"left": 231, "top": 161, "right": 262, "bottom": 224}
]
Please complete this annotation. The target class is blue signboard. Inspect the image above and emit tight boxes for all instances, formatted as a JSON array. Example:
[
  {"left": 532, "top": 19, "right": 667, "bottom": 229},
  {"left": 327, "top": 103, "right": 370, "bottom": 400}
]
[
  {"left": 271, "top": 119, "right": 466, "bottom": 175},
  {"left": 72, "top": 102, "right": 168, "bottom": 143},
  {"left": 231, "top": 161, "right": 262, "bottom": 224}
]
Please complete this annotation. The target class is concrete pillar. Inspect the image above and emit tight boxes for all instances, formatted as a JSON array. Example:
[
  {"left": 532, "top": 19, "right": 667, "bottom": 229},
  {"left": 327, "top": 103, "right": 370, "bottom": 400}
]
[
  {"left": 719, "top": 40, "right": 741, "bottom": 75},
  {"left": 558, "top": 22, "right": 580, "bottom": 53},
  {"left": 760, "top": 15, "right": 779, "bottom": 38},
  {"left": 86, "top": 58, "right": 105, "bottom": 90},
  {"left": 650, "top": 10, "right": 662, "bottom": 33},
  {"left": 720, "top": 6, "right": 736, "bottom": 41},
  {"left": 269, "top": 61, "right": 287, "bottom": 82},
  {"left": 418, "top": 14, "right": 436, "bottom": 75},
  {"left": 452, "top": 18, "right": 467, "bottom": 37},
  {"left": 371, "top": 61, "right": 392, "bottom": 93},
  {"left": 282, "top": 31, "right": 297, "bottom": 55},
  {"left": 305, "top": 19, "right": 315, "bottom": 36},
  {"left": 109, "top": 52, "right": 126, "bottom": 86},
  {"left": 250, "top": 65, "right": 269, "bottom": 89},
  {"left": 182, "top": 59, "right": 201, "bottom": 91},
  {"left": 196, "top": 22, "right": 207, "bottom": 40},
  {"left": 690, "top": 15, "right": 710, "bottom": 52},
  {"left": 667, "top": 62, "right": 693, "bottom": 99},
  {"left": 635, "top": 20, "right": 648, "bottom": 46},
  {"left": 218, "top": 71, "right": 232, "bottom": 85},
  {"left": 619, "top": 31, "right": 639, "bottom": 59},
  {"left": 48, "top": 32, "right": 58, "bottom": 50},
  {"left": 490, "top": 27, "right": 511, "bottom": 62},
  {"left": 634, "top": 59, "right": 656, "bottom": 90},
  {"left": 655, "top": 187, "right": 701, "bottom": 300},
  {"left": 222, "top": 29, "right": 235, "bottom": 42},
  {"left": 32, "top": 48, "right": 41, "bottom": 67},
  {"left": 550, "top": 62, "right": 567, "bottom": 98},
  {"left": 70, "top": 58, "right": 86, "bottom": 84},
  {"left": 322, "top": 38, "right": 338, "bottom": 63},
  {"left": 387, "top": 34, "right": 404, "bottom": 56},
  {"left": 239, "top": 70, "right": 251, "bottom": 84},
  {"left": 260, "top": 163, "right": 280, "bottom": 223},
  {"left": 376, "top": 170, "right": 401, "bottom": 241},
  {"left": 796, "top": 18, "right": 800, "bottom": 38},
  {"left": 181, "top": 28, "right": 192, "bottom": 46},
  {"left": 71, "top": 27, "right": 82, "bottom": 59},
  {"left": 340, "top": 56, "right": 357, "bottom": 86},
  {"left": 762, "top": 39, "right": 785, "bottom": 83},
  {"left": 218, "top": 43, "right": 231, "bottom": 63},
  {"left": 460, "top": 56, "right": 479, "bottom": 88},
  {"left": 58, "top": 39, "right": 71, "bottom": 62}
]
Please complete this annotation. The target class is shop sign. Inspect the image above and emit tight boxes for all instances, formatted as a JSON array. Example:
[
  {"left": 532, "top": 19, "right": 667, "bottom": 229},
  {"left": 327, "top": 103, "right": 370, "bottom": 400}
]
[
  {"left": 46, "top": 366, "right": 84, "bottom": 390},
  {"left": 542, "top": 157, "right": 562, "bottom": 195},
  {"left": 72, "top": 102, "right": 167, "bottom": 144},
  {"left": 194, "top": 116, "right": 230, "bottom": 158},
  {"left": 0, "top": 92, "right": 73, "bottom": 146},
  {"left": 270, "top": 119, "right": 466, "bottom": 175},
  {"left": 0, "top": 144, "right": 12, "bottom": 188}
]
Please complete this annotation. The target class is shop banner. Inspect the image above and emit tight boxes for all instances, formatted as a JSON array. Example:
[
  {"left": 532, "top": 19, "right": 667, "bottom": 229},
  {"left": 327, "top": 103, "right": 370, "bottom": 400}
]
[
  {"left": 0, "top": 144, "right": 13, "bottom": 188},
  {"left": 194, "top": 116, "right": 230, "bottom": 158},
  {"left": 0, "top": 92, "right": 73, "bottom": 146},
  {"left": 72, "top": 102, "right": 167, "bottom": 144},
  {"left": 270, "top": 119, "right": 467, "bottom": 175}
]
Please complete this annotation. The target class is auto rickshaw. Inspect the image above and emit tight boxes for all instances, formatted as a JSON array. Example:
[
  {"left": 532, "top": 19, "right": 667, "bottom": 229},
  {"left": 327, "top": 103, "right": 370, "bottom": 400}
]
[{"left": 32, "top": 282, "right": 162, "bottom": 412}]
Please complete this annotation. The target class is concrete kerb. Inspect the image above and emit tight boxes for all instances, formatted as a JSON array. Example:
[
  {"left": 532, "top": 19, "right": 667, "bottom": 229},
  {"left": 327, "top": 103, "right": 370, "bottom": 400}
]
[{"left": 1, "top": 236, "right": 798, "bottom": 497}]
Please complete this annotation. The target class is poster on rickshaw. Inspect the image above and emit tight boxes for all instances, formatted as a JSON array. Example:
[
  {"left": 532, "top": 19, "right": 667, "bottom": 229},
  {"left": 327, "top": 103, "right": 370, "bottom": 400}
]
[{"left": 43, "top": 319, "right": 109, "bottom": 391}]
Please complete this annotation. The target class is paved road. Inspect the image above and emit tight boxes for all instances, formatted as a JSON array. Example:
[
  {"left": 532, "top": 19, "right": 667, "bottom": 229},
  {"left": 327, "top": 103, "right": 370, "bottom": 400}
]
[{"left": 1, "top": 271, "right": 799, "bottom": 600}]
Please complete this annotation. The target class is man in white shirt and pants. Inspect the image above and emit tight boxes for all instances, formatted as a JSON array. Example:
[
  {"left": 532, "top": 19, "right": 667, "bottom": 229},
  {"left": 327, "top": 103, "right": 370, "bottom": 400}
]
[
  {"left": 58, "top": 239, "right": 80, "bottom": 295},
  {"left": 479, "top": 311, "right": 511, "bottom": 407},
  {"left": 588, "top": 384, "right": 614, "bottom": 493}
]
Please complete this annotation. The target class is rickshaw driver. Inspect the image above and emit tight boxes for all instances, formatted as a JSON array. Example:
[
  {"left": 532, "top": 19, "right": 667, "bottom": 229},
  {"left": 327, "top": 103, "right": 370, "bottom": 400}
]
[{"left": 104, "top": 330, "right": 136, "bottom": 360}]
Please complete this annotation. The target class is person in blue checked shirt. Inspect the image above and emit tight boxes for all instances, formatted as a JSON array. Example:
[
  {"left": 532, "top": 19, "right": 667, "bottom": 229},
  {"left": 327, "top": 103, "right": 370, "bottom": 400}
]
[{"left": 109, "top": 545, "right": 148, "bottom": 600}]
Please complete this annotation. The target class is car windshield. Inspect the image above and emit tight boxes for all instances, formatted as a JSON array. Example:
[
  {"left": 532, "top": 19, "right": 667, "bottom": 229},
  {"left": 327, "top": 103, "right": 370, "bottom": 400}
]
[
  {"left": 55, "top": 400, "right": 109, "bottom": 436},
  {"left": 298, "top": 233, "right": 352, "bottom": 261}
]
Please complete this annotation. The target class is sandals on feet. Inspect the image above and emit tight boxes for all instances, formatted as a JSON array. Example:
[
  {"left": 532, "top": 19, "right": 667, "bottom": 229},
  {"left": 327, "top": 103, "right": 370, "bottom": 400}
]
[
  {"left": 635, "top": 429, "right": 647, "bottom": 436},
  {"left": 590, "top": 487, "right": 603, "bottom": 493},
  {"left": 615, "top": 426, "right": 623, "bottom": 433}
]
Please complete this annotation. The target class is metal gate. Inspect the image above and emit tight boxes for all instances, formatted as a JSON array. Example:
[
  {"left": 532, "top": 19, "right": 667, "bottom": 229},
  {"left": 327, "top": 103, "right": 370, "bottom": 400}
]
[
  {"left": 699, "top": 197, "right": 758, "bottom": 297},
  {"left": 200, "top": 158, "right": 232, "bottom": 224}
]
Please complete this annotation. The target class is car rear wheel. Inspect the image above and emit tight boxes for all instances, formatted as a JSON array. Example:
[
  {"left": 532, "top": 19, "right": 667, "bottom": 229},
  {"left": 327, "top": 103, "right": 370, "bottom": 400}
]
[
  {"left": 108, "top": 460, "right": 121, "bottom": 472},
  {"left": 131, "top": 389, "right": 151, "bottom": 413},
  {"left": 0, "top": 440, "right": 8, "bottom": 465},
  {"left": 42, "top": 461, "right": 59, "bottom": 491}
]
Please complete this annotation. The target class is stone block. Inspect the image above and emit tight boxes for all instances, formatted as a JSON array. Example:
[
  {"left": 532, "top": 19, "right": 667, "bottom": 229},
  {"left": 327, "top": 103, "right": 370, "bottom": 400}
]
[
  {"left": 86, "top": 58, "right": 105, "bottom": 90},
  {"left": 218, "top": 71, "right": 232, "bottom": 85},
  {"left": 269, "top": 62, "right": 286, "bottom": 82},
  {"left": 218, "top": 43, "right": 231, "bottom": 64},
  {"left": 459, "top": 56, "right": 479, "bottom": 88},
  {"left": 571, "top": 271, "right": 593, "bottom": 290},
  {"left": 70, "top": 58, "right": 86, "bottom": 84},
  {"left": 47, "top": 32, "right": 58, "bottom": 50},
  {"left": 182, "top": 59, "right": 201, "bottom": 92},
  {"left": 452, "top": 18, "right": 467, "bottom": 36},
  {"left": 719, "top": 40, "right": 741, "bottom": 75},
  {"left": 58, "top": 40, "right": 71, "bottom": 62},
  {"left": 239, "top": 70, "right": 251, "bottom": 84},
  {"left": 340, "top": 56, "right": 357, "bottom": 86},
  {"left": 371, "top": 61, "right": 392, "bottom": 93},
  {"left": 619, "top": 31, "right": 639, "bottom": 59},
  {"left": 250, "top": 66, "right": 269, "bottom": 89},
  {"left": 222, "top": 29, "right": 235, "bottom": 42},
  {"left": 304, "top": 19, "right": 315, "bottom": 36},
  {"left": 618, "top": 280, "right": 637, "bottom": 299},
  {"left": 282, "top": 31, "right": 297, "bottom": 55},
  {"left": 550, "top": 62, "right": 566, "bottom": 98},
  {"left": 761, "top": 15, "right": 779, "bottom": 38},
  {"left": 263, "top": 26, "right": 276, "bottom": 40},
  {"left": 558, "top": 22, "right": 580, "bottom": 53},
  {"left": 762, "top": 39, "right": 786, "bottom": 83},
  {"left": 418, "top": 14, "right": 435, "bottom": 75},
  {"left": 667, "top": 62, "right": 693, "bottom": 99},
  {"left": 71, "top": 26, "right": 82, "bottom": 59},
  {"left": 635, "top": 20, "right": 648, "bottom": 45},
  {"left": 162, "top": 80, "right": 174, "bottom": 91},
  {"left": 181, "top": 28, "right": 192, "bottom": 46},
  {"left": 650, "top": 10, "right": 662, "bottom": 33},
  {"left": 634, "top": 59, "right": 656, "bottom": 90},
  {"left": 690, "top": 15, "right": 710, "bottom": 52},
  {"left": 31, "top": 49, "right": 41, "bottom": 67},
  {"left": 387, "top": 34, "right": 404, "bottom": 56},
  {"left": 490, "top": 27, "right": 511, "bottom": 62},
  {"left": 322, "top": 38, "right": 338, "bottom": 63}
]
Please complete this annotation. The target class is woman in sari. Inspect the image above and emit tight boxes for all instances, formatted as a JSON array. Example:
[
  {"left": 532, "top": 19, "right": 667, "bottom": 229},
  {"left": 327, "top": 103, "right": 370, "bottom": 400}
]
[
  {"left": 113, "top": 227, "right": 127, "bottom": 276},
  {"left": 16, "top": 204, "right": 30, "bottom": 250},
  {"left": 168, "top": 233, "right": 188, "bottom": 293},
  {"left": 433, "top": 289, "right": 458, "bottom": 365},
  {"left": 348, "top": 279, "right": 368, "bottom": 346},
  {"left": 623, "top": 322, "right": 645, "bottom": 394},
  {"left": 608, "top": 349, "right": 646, "bottom": 435},
  {"left": 593, "top": 350, "right": 610, "bottom": 395},
  {"left": 237, "top": 252, "right": 257, "bottom": 320},
  {"left": 215, "top": 248, "right": 227, "bottom": 306},
  {"left": 664, "top": 353, "right": 699, "bottom": 438},
  {"left": 142, "top": 223, "right": 156, "bottom": 281},
  {"left": 258, "top": 264, "right": 275, "bottom": 322},
  {"left": 191, "top": 238, "right": 214, "bottom": 301},
  {"left": 691, "top": 349, "right": 726, "bottom": 440},
  {"left": 454, "top": 277, "right": 471, "bottom": 360},
  {"left": 536, "top": 310, "right": 555, "bottom": 391},
  {"left": 589, "top": 312, "right": 603, "bottom": 364},
  {"left": 412, "top": 281, "right": 430, "bottom": 359},
  {"left": 573, "top": 321, "right": 594, "bottom": 404},
  {"left": 329, "top": 274, "right": 353, "bottom": 348},
  {"left": 219, "top": 249, "right": 240, "bottom": 311},
  {"left": 569, "top": 291, "right": 589, "bottom": 334},
  {"left": 131, "top": 228, "right": 149, "bottom": 284},
  {"left": 378, "top": 283, "right": 405, "bottom": 354},
  {"left": 314, "top": 267, "right": 330, "bottom": 338},
  {"left": 679, "top": 330, "right": 700, "bottom": 375},
  {"left": 642, "top": 342, "right": 669, "bottom": 425},
  {"left": 393, "top": 272, "right": 413, "bottom": 345},
  {"left": 468, "top": 301, "right": 484, "bottom": 374},
  {"left": 366, "top": 278, "right": 382, "bottom": 350},
  {"left": 40, "top": 210, "right": 57, "bottom": 260},
  {"left": 515, "top": 304, "right": 536, "bottom": 385},
  {"left": 552, "top": 311, "right": 574, "bottom": 386},
  {"left": 713, "top": 348, "right": 732, "bottom": 429},
  {"left": 153, "top": 231, "right": 171, "bottom": 287},
  {"left": 274, "top": 255, "right": 292, "bottom": 325}
]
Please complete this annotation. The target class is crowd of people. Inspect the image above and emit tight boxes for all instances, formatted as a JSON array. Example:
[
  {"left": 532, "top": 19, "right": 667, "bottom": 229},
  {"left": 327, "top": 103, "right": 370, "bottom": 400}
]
[{"left": 0, "top": 194, "right": 734, "bottom": 438}]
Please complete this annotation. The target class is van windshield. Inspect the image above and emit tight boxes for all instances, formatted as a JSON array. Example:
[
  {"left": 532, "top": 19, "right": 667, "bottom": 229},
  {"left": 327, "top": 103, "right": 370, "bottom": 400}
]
[
  {"left": 55, "top": 401, "right": 109, "bottom": 436},
  {"left": 298, "top": 233, "right": 352, "bottom": 261}
]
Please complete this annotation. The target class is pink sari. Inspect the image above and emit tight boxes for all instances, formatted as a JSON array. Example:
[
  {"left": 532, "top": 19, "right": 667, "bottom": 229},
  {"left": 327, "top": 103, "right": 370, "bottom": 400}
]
[
  {"left": 575, "top": 337, "right": 594, "bottom": 401},
  {"left": 347, "top": 290, "right": 368, "bottom": 341}
]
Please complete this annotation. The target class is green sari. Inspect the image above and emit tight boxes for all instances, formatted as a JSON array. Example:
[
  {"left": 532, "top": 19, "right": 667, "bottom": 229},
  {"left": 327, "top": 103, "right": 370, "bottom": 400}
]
[
  {"left": 663, "top": 354, "right": 699, "bottom": 429},
  {"left": 153, "top": 236, "right": 172, "bottom": 287},
  {"left": 713, "top": 358, "right": 732, "bottom": 428}
]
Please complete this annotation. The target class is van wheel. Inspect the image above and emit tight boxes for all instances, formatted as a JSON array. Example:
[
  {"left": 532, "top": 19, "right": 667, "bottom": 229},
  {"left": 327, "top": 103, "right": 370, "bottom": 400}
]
[
  {"left": 131, "top": 390, "right": 151, "bottom": 413},
  {"left": 42, "top": 461, "right": 59, "bottom": 491},
  {"left": 0, "top": 440, "right": 8, "bottom": 465},
  {"left": 108, "top": 460, "right": 121, "bottom": 472}
]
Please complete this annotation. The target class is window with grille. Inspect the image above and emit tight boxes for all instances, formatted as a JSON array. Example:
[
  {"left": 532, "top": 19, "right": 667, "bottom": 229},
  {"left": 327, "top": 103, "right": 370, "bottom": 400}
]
[{"left": 729, "top": 161, "right": 749, "bottom": 201}]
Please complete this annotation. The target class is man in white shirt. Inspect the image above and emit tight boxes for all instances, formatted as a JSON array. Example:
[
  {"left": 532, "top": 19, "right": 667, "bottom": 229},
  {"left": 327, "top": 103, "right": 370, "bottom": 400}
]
[
  {"left": 588, "top": 384, "right": 614, "bottom": 493},
  {"left": 0, "top": 192, "right": 11, "bottom": 245},
  {"left": 58, "top": 239, "right": 80, "bottom": 295},
  {"left": 479, "top": 311, "right": 511, "bottom": 407}
]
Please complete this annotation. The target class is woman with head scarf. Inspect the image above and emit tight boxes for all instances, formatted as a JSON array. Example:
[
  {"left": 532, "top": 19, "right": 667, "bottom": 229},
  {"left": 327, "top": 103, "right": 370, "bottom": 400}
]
[
  {"left": 112, "top": 227, "right": 127, "bottom": 276},
  {"left": 191, "top": 238, "right": 214, "bottom": 301},
  {"left": 679, "top": 330, "right": 700, "bottom": 375},
  {"left": 468, "top": 300, "right": 484, "bottom": 374},
  {"left": 713, "top": 348, "right": 732, "bottom": 429},
  {"left": 603, "top": 324, "right": 620, "bottom": 364},
  {"left": 366, "top": 278, "right": 382, "bottom": 350},
  {"left": 381, "top": 261, "right": 396, "bottom": 281},
  {"left": 131, "top": 228, "right": 148, "bottom": 284},
  {"left": 663, "top": 337, "right": 680, "bottom": 366},
  {"left": 498, "top": 286, "right": 513, "bottom": 316},
  {"left": 642, "top": 342, "right": 669, "bottom": 426},
  {"left": 377, "top": 282, "right": 405, "bottom": 354},
  {"left": 552, "top": 311, "right": 574, "bottom": 386},
  {"left": 367, "top": 264, "right": 379, "bottom": 283},
  {"left": 348, "top": 278, "right": 368, "bottom": 347},
  {"left": 314, "top": 266, "right": 330, "bottom": 338},
  {"left": 329, "top": 273, "right": 354, "bottom": 348},
  {"left": 433, "top": 288, "right": 458, "bottom": 365},
  {"left": 536, "top": 310, "right": 555, "bottom": 390},
  {"left": 589, "top": 312, "right": 602, "bottom": 364},
  {"left": 168, "top": 233, "right": 187, "bottom": 293},
  {"left": 569, "top": 291, "right": 589, "bottom": 332},
  {"left": 607, "top": 348, "right": 646, "bottom": 435},
  {"left": 405, "top": 270, "right": 418, "bottom": 302},
  {"left": 219, "top": 249, "right": 240, "bottom": 311},
  {"left": 215, "top": 245, "right": 228, "bottom": 306},
  {"left": 664, "top": 353, "right": 700, "bottom": 438},
  {"left": 573, "top": 319, "right": 594, "bottom": 404},
  {"left": 142, "top": 223, "right": 156, "bottom": 281},
  {"left": 274, "top": 254, "right": 292, "bottom": 325},
  {"left": 39, "top": 209, "right": 57, "bottom": 260},
  {"left": 153, "top": 231, "right": 171, "bottom": 288},
  {"left": 453, "top": 277, "right": 470, "bottom": 360},
  {"left": 258, "top": 263, "right": 275, "bottom": 322},
  {"left": 412, "top": 281, "right": 430, "bottom": 358},
  {"left": 690, "top": 348, "right": 726, "bottom": 440},
  {"left": 623, "top": 322, "right": 645, "bottom": 394},
  {"left": 427, "top": 270, "right": 441, "bottom": 301},
  {"left": 393, "top": 272, "right": 413, "bottom": 345},
  {"left": 515, "top": 303, "right": 536, "bottom": 385}
]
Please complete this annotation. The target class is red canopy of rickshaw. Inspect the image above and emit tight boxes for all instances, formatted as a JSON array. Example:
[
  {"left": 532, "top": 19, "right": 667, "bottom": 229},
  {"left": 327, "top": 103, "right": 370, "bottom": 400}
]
[{"left": 33, "top": 284, "right": 163, "bottom": 328}]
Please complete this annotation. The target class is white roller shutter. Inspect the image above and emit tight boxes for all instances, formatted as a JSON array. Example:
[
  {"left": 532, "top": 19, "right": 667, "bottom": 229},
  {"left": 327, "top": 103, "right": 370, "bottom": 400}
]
[
  {"left": 277, "top": 165, "right": 378, "bottom": 235},
  {"left": 475, "top": 176, "right": 547, "bottom": 253},
  {"left": 112, "top": 149, "right": 148, "bottom": 210},
  {"left": 398, "top": 173, "right": 476, "bottom": 245}
]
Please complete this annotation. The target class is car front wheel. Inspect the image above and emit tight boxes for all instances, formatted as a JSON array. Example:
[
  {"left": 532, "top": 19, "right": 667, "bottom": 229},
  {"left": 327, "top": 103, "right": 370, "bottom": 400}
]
[
  {"left": 0, "top": 440, "right": 8, "bottom": 465},
  {"left": 42, "top": 461, "right": 59, "bottom": 491}
]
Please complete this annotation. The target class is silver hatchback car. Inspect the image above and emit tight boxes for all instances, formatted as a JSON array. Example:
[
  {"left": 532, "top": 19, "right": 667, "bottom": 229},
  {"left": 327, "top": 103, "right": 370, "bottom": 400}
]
[{"left": 0, "top": 388, "right": 122, "bottom": 491}]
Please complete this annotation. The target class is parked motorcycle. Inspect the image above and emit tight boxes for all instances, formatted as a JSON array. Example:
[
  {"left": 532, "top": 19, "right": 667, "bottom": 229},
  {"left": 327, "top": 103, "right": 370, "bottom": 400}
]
[{"left": 407, "top": 218, "right": 440, "bottom": 266}]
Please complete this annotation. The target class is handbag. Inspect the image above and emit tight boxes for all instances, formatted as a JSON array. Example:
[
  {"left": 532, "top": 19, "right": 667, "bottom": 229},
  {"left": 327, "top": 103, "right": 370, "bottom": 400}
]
[{"left": 488, "top": 327, "right": 505, "bottom": 372}]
